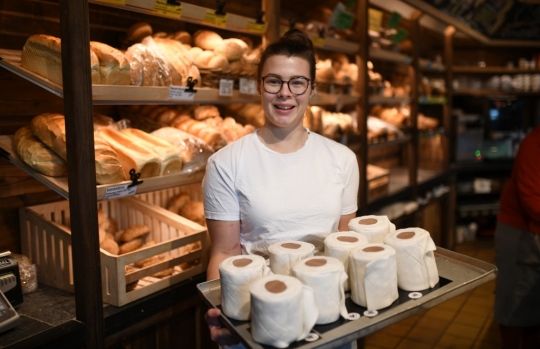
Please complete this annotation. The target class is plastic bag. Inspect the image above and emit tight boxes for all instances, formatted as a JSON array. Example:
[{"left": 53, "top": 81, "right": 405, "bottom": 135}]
[{"left": 12, "top": 254, "right": 38, "bottom": 294}]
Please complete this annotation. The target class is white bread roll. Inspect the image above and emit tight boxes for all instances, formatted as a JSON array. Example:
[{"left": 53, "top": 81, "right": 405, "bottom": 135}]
[
  {"left": 214, "top": 38, "right": 248, "bottom": 62},
  {"left": 193, "top": 50, "right": 214, "bottom": 67},
  {"left": 120, "top": 128, "right": 183, "bottom": 176},
  {"left": 90, "top": 41, "right": 131, "bottom": 85},
  {"left": 12, "top": 126, "right": 67, "bottom": 177},
  {"left": 193, "top": 30, "right": 223, "bottom": 50},
  {"left": 21, "top": 34, "right": 100, "bottom": 85},
  {"left": 96, "top": 127, "right": 161, "bottom": 179},
  {"left": 207, "top": 54, "right": 228, "bottom": 70}
]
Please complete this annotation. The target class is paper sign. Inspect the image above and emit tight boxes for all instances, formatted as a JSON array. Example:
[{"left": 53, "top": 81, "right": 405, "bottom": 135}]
[
  {"left": 239, "top": 78, "right": 258, "bottom": 95},
  {"left": 168, "top": 86, "right": 196, "bottom": 101},
  {"left": 95, "top": 0, "right": 125, "bottom": 4},
  {"left": 104, "top": 184, "right": 138, "bottom": 200},
  {"left": 247, "top": 22, "right": 267, "bottom": 33},
  {"left": 154, "top": 0, "right": 182, "bottom": 18},
  {"left": 219, "top": 79, "right": 234, "bottom": 96},
  {"left": 205, "top": 11, "right": 227, "bottom": 27},
  {"left": 312, "top": 36, "right": 325, "bottom": 47},
  {"left": 368, "top": 8, "right": 383, "bottom": 32}
]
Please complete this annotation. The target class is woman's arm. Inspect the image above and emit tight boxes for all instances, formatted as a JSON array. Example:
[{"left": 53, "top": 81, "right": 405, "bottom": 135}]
[
  {"left": 338, "top": 212, "right": 355, "bottom": 231},
  {"left": 206, "top": 219, "right": 242, "bottom": 281}
]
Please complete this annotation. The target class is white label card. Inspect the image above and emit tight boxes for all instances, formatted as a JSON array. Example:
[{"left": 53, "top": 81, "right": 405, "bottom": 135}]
[
  {"left": 168, "top": 86, "right": 196, "bottom": 101},
  {"left": 239, "top": 78, "right": 258, "bottom": 95},
  {"left": 104, "top": 184, "right": 138, "bottom": 200},
  {"left": 219, "top": 79, "right": 234, "bottom": 96}
]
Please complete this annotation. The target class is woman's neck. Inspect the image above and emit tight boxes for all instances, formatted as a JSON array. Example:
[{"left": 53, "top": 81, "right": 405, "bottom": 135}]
[{"left": 257, "top": 125, "right": 309, "bottom": 154}]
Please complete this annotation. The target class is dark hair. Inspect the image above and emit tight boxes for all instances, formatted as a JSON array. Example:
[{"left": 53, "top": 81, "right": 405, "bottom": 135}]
[{"left": 257, "top": 29, "right": 316, "bottom": 86}]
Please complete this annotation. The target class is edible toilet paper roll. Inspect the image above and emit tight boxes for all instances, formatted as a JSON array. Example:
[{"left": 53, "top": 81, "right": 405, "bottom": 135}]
[
  {"left": 384, "top": 227, "right": 439, "bottom": 291},
  {"left": 348, "top": 215, "right": 396, "bottom": 243},
  {"left": 324, "top": 231, "right": 369, "bottom": 291},
  {"left": 250, "top": 274, "right": 318, "bottom": 348},
  {"left": 268, "top": 241, "right": 315, "bottom": 276},
  {"left": 292, "top": 256, "right": 349, "bottom": 324},
  {"left": 349, "top": 243, "right": 398, "bottom": 311},
  {"left": 219, "top": 254, "right": 272, "bottom": 321}
]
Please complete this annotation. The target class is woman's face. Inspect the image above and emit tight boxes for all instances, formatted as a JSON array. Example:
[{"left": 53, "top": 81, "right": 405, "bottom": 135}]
[{"left": 260, "top": 55, "right": 314, "bottom": 131}]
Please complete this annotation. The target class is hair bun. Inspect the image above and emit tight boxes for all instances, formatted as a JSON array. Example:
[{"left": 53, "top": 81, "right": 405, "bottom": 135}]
[{"left": 279, "top": 29, "right": 313, "bottom": 50}]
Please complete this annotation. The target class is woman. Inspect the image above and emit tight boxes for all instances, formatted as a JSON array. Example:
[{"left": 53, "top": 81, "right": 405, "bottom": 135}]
[{"left": 203, "top": 29, "right": 360, "bottom": 347}]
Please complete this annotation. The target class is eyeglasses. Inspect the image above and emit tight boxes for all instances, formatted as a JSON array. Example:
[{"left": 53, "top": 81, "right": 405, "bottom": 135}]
[{"left": 261, "top": 75, "right": 311, "bottom": 96}]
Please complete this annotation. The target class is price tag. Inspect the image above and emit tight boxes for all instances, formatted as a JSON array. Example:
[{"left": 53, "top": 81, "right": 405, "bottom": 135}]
[
  {"left": 239, "top": 78, "right": 258, "bottom": 95},
  {"left": 368, "top": 8, "right": 383, "bottom": 32},
  {"left": 247, "top": 22, "right": 267, "bottom": 34},
  {"left": 95, "top": 0, "right": 125, "bottom": 4},
  {"left": 168, "top": 86, "right": 196, "bottom": 101},
  {"left": 219, "top": 79, "right": 234, "bottom": 96},
  {"left": 312, "top": 36, "right": 325, "bottom": 47},
  {"left": 204, "top": 11, "right": 227, "bottom": 27},
  {"left": 104, "top": 184, "right": 138, "bottom": 200},
  {"left": 154, "top": 0, "right": 182, "bottom": 18}
]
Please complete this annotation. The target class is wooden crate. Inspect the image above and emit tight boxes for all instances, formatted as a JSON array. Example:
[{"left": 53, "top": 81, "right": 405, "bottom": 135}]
[
  {"left": 19, "top": 197, "right": 208, "bottom": 307},
  {"left": 136, "top": 183, "right": 203, "bottom": 209}
]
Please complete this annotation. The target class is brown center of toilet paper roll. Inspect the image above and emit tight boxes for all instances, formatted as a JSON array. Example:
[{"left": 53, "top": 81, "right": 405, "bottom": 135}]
[
  {"left": 363, "top": 246, "right": 384, "bottom": 252},
  {"left": 265, "top": 280, "right": 287, "bottom": 293},
  {"left": 305, "top": 258, "right": 327, "bottom": 267},
  {"left": 232, "top": 258, "right": 253, "bottom": 267},
  {"left": 337, "top": 236, "right": 359, "bottom": 243},
  {"left": 281, "top": 242, "right": 301, "bottom": 249},
  {"left": 359, "top": 218, "right": 377, "bottom": 225},
  {"left": 397, "top": 231, "right": 415, "bottom": 239}
]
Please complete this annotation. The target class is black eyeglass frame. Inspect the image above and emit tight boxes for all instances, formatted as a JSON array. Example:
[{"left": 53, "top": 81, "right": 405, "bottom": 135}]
[{"left": 260, "top": 75, "right": 312, "bottom": 96}]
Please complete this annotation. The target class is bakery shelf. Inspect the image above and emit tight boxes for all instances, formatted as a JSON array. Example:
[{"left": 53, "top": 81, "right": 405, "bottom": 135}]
[
  {"left": 453, "top": 66, "right": 540, "bottom": 75},
  {"left": 90, "top": 0, "right": 267, "bottom": 36},
  {"left": 307, "top": 32, "right": 360, "bottom": 54},
  {"left": 419, "top": 58, "right": 445, "bottom": 72},
  {"left": 197, "top": 247, "right": 496, "bottom": 349},
  {"left": 452, "top": 89, "right": 540, "bottom": 97},
  {"left": 368, "top": 95, "right": 410, "bottom": 105},
  {"left": 0, "top": 50, "right": 261, "bottom": 105},
  {"left": 368, "top": 134, "right": 412, "bottom": 149},
  {"left": 311, "top": 92, "right": 359, "bottom": 107},
  {"left": 369, "top": 48, "right": 412, "bottom": 64},
  {"left": 0, "top": 135, "right": 205, "bottom": 202}
]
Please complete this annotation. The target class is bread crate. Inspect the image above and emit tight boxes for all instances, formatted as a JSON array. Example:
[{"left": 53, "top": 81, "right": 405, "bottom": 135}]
[
  {"left": 136, "top": 182, "right": 203, "bottom": 208},
  {"left": 19, "top": 196, "right": 209, "bottom": 306}
]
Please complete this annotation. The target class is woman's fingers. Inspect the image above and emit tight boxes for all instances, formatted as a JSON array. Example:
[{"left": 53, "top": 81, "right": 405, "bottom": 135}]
[{"left": 205, "top": 308, "right": 240, "bottom": 346}]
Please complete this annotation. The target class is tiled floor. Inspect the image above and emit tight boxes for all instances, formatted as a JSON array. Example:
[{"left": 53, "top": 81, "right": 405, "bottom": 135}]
[{"left": 363, "top": 237, "right": 501, "bottom": 349}]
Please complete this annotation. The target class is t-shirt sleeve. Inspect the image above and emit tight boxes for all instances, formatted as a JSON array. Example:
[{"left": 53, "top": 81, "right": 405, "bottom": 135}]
[
  {"left": 514, "top": 131, "right": 540, "bottom": 222},
  {"left": 341, "top": 151, "right": 359, "bottom": 215},
  {"left": 202, "top": 157, "right": 240, "bottom": 221}
]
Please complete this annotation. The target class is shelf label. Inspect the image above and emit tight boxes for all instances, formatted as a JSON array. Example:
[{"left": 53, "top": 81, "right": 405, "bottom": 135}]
[
  {"left": 154, "top": 0, "right": 182, "bottom": 18},
  {"left": 312, "top": 36, "right": 325, "bottom": 47},
  {"left": 368, "top": 9, "right": 383, "bottom": 32},
  {"left": 239, "top": 78, "right": 257, "bottom": 95},
  {"left": 219, "top": 79, "right": 234, "bottom": 96},
  {"left": 247, "top": 22, "right": 267, "bottom": 33},
  {"left": 95, "top": 0, "right": 125, "bottom": 4},
  {"left": 168, "top": 86, "right": 196, "bottom": 101},
  {"left": 204, "top": 11, "right": 227, "bottom": 27},
  {"left": 104, "top": 184, "right": 138, "bottom": 200}
]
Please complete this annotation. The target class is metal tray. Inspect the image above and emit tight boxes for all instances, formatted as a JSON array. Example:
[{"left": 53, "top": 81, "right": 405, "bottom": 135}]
[{"left": 197, "top": 247, "right": 497, "bottom": 349}]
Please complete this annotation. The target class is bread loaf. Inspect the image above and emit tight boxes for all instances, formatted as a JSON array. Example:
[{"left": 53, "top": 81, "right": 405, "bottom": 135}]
[
  {"left": 151, "top": 37, "right": 201, "bottom": 86},
  {"left": 90, "top": 41, "right": 131, "bottom": 85},
  {"left": 96, "top": 127, "right": 161, "bottom": 179},
  {"left": 30, "top": 113, "right": 67, "bottom": 160},
  {"left": 94, "top": 138, "right": 125, "bottom": 184},
  {"left": 193, "top": 30, "right": 223, "bottom": 50},
  {"left": 213, "top": 38, "right": 248, "bottom": 62},
  {"left": 120, "top": 128, "right": 183, "bottom": 176},
  {"left": 21, "top": 34, "right": 100, "bottom": 85},
  {"left": 12, "top": 126, "right": 68, "bottom": 177},
  {"left": 174, "top": 117, "right": 227, "bottom": 150},
  {"left": 124, "top": 43, "right": 171, "bottom": 86}
]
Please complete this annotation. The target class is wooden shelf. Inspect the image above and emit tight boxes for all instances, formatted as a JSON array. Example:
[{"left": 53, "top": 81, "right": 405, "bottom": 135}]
[
  {"left": 0, "top": 50, "right": 260, "bottom": 105},
  {"left": 368, "top": 134, "right": 412, "bottom": 149},
  {"left": 369, "top": 48, "right": 412, "bottom": 64},
  {"left": 419, "top": 58, "right": 445, "bottom": 72},
  {"left": 453, "top": 66, "right": 540, "bottom": 74},
  {"left": 307, "top": 32, "right": 360, "bottom": 54},
  {"left": 0, "top": 135, "right": 205, "bottom": 202},
  {"left": 311, "top": 92, "right": 359, "bottom": 106},
  {"left": 369, "top": 95, "right": 410, "bottom": 105},
  {"left": 419, "top": 96, "right": 447, "bottom": 105},
  {"left": 90, "top": 0, "right": 267, "bottom": 35},
  {"left": 453, "top": 89, "right": 540, "bottom": 97}
]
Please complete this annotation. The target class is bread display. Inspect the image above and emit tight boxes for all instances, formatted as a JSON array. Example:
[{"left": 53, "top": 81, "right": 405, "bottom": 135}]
[
  {"left": 89, "top": 41, "right": 131, "bottom": 85},
  {"left": 95, "top": 127, "right": 161, "bottom": 179},
  {"left": 11, "top": 126, "right": 68, "bottom": 177},
  {"left": 167, "top": 192, "right": 206, "bottom": 227},
  {"left": 120, "top": 128, "right": 183, "bottom": 176},
  {"left": 21, "top": 34, "right": 100, "bottom": 85}
]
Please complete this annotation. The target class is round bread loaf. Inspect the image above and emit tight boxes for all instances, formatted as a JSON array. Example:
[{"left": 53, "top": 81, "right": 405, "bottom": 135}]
[
  {"left": 214, "top": 38, "right": 248, "bottom": 62},
  {"left": 193, "top": 30, "right": 223, "bottom": 50},
  {"left": 180, "top": 201, "right": 206, "bottom": 226},
  {"left": 126, "top": 22, "right": 153, "bottom": 42}
]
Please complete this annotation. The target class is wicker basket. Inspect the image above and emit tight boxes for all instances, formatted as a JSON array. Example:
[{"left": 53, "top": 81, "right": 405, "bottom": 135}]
[{"left": 19, "top": 197, "right": 208, "bottom": 306}]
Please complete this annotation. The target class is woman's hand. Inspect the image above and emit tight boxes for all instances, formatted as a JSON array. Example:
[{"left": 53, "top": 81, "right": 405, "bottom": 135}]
[{"left": 205, "top": 308, "right": 241, "bottom": 346}]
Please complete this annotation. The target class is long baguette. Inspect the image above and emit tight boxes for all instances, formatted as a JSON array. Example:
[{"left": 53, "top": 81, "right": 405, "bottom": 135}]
[
  {"left": 120, "top": 128, "right": 183, "bottom": 176},
  {"left": 96, "top": 127, "right": 161, "bottom": 179}
]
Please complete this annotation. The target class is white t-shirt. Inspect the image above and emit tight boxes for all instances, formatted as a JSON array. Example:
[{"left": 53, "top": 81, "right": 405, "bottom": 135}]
[{"left": 203, "top": 129, "right": 359, "bottom": 256}]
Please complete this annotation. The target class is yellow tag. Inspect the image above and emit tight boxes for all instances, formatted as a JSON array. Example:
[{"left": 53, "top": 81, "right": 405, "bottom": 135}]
[
  {"left": 154, "top": 0, "right": 182, "bottom": 18},
  {"left": 247, "top": 22, "right": 266, "bottom": 33},
  {"left": 205, "top": 11, "right": 227, "bottom": 27},
  {"left": 368, "top": 8, "right": 383, "bottom": 32},
  {"left": 312, "top": 37, "right": 325, "bottom": 47},
  {"left": 96, "top": 0, "right": 125, "bottom": 4}
]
